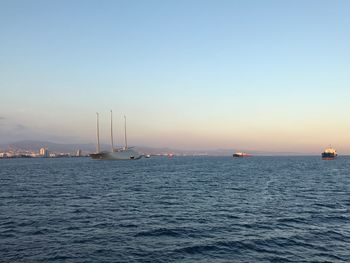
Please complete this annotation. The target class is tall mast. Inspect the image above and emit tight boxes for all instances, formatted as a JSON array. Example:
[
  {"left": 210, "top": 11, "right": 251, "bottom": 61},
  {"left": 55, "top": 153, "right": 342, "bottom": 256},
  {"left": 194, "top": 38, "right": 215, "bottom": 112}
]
[
  {"left": 110, "top": 110, "right": 114, "bottom": 151},
  {"left": 124, "top": 115, "right": 128, "bottom": 149},
  {"left": 96, "top": 112, "right": 100, "bottom": 153}
]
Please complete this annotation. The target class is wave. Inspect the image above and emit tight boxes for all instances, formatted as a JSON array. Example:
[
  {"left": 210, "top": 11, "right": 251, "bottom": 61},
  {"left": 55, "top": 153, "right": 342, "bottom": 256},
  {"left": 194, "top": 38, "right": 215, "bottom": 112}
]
[{"left": 135, "top": 227, "right": 196, "bottom": 238}]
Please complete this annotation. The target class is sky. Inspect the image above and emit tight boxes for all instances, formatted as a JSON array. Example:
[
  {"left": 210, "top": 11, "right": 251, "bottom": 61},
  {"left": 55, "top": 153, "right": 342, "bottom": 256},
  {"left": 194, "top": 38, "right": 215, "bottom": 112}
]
[{"left": 1, "top": 0, "right": 350, "bottom": 153}]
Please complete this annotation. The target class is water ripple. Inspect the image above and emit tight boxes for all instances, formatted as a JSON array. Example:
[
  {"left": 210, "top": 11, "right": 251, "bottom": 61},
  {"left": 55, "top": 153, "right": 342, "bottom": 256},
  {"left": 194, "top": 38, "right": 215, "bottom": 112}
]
[{"left": 1, "top": 156, "right": 350, "bottom": 262}]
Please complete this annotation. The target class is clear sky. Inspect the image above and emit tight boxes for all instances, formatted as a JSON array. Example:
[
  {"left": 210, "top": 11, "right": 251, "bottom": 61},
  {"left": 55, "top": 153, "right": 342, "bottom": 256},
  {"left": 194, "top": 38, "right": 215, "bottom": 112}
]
[{"left": 1, "top": 0, "right": 350, "bottom": 153}]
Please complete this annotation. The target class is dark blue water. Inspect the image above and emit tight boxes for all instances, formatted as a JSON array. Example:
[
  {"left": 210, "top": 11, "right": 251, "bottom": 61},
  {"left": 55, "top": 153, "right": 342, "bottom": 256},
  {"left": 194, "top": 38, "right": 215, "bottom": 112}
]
[{"left": 1, "top": 156, "right": 350, "bottom": 262}]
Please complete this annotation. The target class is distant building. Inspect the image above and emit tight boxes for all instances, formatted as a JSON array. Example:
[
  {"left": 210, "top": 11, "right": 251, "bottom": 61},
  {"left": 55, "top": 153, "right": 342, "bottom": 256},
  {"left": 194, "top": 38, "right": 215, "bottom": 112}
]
[
  {"left": 76, "top": 149, "right": 82, "bottom": 157},
  {"left": 39, "top": 148, "right": 49, "bottom": 158}
]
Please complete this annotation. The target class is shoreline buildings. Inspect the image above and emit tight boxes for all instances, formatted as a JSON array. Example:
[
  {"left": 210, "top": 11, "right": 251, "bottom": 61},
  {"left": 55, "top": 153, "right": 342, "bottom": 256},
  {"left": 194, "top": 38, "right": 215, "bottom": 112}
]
[{"left": 39, "top": 148, "right": 49, "bottom": 158}]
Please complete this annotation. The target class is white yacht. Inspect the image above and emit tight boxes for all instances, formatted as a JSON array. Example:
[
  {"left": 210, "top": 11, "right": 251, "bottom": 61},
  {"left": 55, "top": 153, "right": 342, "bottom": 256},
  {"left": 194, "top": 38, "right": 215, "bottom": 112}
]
[{"left": 90, "top": 111, "right": 143, "bottom": 160}]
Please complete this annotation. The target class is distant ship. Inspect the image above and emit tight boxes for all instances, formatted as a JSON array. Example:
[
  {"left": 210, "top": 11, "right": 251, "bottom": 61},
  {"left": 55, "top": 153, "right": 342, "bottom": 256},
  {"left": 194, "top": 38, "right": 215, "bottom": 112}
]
[
  {"left": 233, "top": 152, "right": 251, "bottom": 158},
  {"left": 321, "top": 146, "right": 337, "bottom": 160},
  {"left": 90, "top": 111, "right": 143, "bottom": 160}
]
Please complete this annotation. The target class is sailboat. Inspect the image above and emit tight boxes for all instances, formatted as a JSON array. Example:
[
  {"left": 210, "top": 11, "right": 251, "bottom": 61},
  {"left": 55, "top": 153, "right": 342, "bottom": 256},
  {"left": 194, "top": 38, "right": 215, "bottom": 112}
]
[{"left": 90, "top": 111, "right": 143, "bottom": 160}]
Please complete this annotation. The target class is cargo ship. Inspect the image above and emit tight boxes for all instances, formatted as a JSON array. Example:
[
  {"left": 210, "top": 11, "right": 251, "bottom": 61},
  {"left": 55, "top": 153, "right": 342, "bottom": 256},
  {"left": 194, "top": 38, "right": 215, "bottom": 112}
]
[
  {"left": 321, "top": 147, "right": 337, "bottom": 160},
  {"left": 233, "top": 152, "right": 251, "bottom": 158}
]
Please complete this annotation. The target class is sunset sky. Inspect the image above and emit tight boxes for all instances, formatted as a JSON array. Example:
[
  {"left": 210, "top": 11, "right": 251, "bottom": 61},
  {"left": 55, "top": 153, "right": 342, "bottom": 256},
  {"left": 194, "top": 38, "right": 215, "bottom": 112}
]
[{"left": 1, "top": 0, "right": 350, "bottom": 153}]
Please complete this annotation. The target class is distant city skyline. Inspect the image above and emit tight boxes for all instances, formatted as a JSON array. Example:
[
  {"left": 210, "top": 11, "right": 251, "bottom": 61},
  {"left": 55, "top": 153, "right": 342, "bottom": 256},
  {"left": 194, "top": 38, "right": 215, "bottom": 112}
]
[{"left": 1, "top": 0, "right": 350, "bottom": 153}]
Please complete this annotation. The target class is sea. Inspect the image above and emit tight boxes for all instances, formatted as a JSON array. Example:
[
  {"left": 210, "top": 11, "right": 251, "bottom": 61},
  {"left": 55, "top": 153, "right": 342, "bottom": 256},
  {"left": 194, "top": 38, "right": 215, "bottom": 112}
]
[{"left": 1, "top": 156, "right": 350, "bottom": 262}]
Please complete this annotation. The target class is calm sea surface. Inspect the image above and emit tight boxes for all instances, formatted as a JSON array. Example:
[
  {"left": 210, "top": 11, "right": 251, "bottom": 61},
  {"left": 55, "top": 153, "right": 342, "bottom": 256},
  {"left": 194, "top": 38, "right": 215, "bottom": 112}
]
[{"left": 1, "top": 156, "right": 350, "bottom": 262}]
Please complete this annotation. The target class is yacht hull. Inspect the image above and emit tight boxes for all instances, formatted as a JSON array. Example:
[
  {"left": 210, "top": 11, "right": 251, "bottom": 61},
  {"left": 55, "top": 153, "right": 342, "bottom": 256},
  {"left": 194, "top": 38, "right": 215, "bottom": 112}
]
[{"left": 90, "top": 149, "right": 143, "bottom": 160}]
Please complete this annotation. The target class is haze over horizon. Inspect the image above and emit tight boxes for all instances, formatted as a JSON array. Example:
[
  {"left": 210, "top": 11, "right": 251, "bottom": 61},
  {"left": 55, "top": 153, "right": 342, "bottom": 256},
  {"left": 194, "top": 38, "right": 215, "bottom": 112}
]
[{"left": 1, "top": 0, "right": 350, "bottom": 154}]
